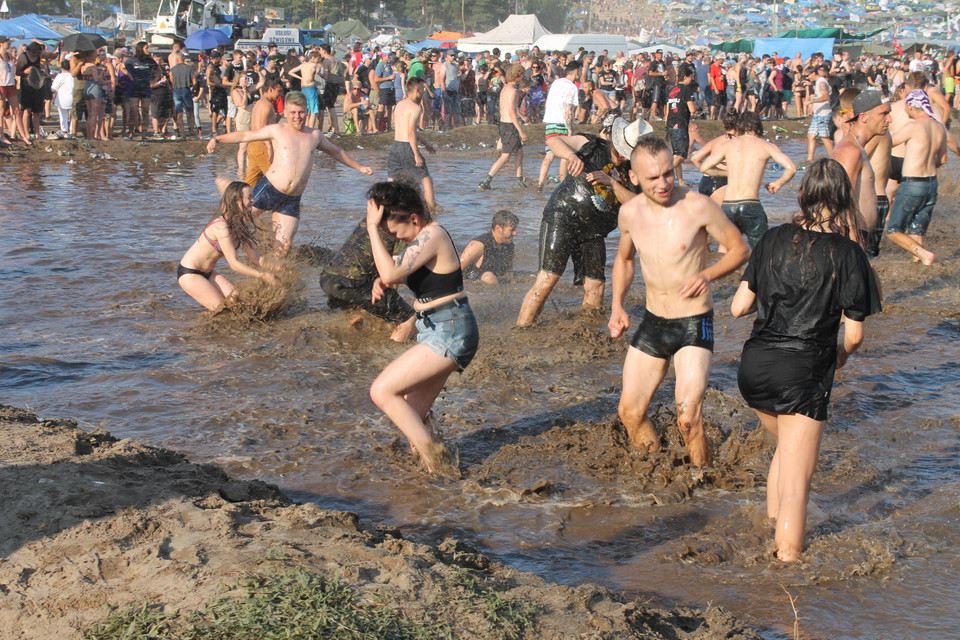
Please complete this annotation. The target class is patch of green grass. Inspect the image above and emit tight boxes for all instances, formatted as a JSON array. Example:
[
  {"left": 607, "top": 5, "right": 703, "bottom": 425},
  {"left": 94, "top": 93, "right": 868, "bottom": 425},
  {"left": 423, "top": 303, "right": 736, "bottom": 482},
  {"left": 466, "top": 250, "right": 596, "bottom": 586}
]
[{"left": 84, "top": 562, "right": 450, "bottom": 640}]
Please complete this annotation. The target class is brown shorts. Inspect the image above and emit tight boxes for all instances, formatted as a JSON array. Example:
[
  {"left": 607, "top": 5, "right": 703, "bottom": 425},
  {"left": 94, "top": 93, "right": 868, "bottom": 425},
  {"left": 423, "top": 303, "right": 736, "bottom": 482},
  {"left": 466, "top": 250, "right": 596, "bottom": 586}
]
[{"left": 244, "top": 141, "right": 271, "bottom": 188}]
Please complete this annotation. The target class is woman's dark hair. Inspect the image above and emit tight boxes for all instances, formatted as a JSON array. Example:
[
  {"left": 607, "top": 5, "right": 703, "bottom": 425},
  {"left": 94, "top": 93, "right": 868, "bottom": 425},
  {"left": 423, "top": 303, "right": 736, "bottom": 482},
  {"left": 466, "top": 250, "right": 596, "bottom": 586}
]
[
  {"left": 366, "top": 181, "right": 430, "bottom": 223},
  {"left": 721, "top": 108, "right": 739, "bottom": 132},
  {"left": 217, "top": 181, "right": 259, "bottom": 248},
  {"left": 794, "top": 158, "right": 865, "bottom": 248},
  {"left": 135, "top": 41, "right": 150, "bottom": 61}
]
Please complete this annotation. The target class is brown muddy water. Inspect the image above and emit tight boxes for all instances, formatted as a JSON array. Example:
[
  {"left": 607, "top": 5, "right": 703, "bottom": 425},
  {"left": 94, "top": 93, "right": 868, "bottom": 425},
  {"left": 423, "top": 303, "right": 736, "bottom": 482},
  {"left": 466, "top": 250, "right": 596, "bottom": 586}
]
[{"left": 3, "top": 142, "right": 960, "bottom": 639}]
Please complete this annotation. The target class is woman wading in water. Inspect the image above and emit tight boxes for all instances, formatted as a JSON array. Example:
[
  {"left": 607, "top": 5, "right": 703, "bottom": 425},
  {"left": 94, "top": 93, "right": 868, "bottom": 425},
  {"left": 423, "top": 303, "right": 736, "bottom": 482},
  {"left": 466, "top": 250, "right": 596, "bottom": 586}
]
[
  {"left": 365, "top": 182, "right": 479, "bottom": 476},
  {"left": 177, "top": 181, "right": 277, "bottom": 310},
  {"left": 732, "top": 158, "right": 881, "bottom": 562}
]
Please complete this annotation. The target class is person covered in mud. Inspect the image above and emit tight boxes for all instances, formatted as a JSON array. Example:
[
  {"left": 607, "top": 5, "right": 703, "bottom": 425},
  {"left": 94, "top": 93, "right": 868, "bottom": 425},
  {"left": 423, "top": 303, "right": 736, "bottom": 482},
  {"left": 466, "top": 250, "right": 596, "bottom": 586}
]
[
  {"left": 698, "top": 111, "right": 796, "bottom": 250},
  {"left": 458, "top": 209, "right": 519, "bottom": 284},
  {"left": 319, "top": 218, "right": 418, "bottom": 343},
  {"left": 609, "top": 135, "right": 749, "bottom": 467},
  {"left": 207, "top": 91, "right": 373, "bottom": 257},
  {"left": 177, "top": 181, "right": 278, "bottom": 310},
  {"left": 516, "top": 116, "right": 649, "bottom": 326},
  {"left": 731, "top": 158, "right": 881, "bottom": 562},
  {"left": 366, "top": 182, "right": 478, "bottom": 475}
]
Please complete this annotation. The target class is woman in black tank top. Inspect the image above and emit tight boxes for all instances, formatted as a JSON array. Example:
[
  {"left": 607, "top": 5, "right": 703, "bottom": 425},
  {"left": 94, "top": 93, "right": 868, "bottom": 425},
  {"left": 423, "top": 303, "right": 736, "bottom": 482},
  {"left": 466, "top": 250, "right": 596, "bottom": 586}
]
[{"left": 364, "top": 182, "right": 479, "bottom": 476}]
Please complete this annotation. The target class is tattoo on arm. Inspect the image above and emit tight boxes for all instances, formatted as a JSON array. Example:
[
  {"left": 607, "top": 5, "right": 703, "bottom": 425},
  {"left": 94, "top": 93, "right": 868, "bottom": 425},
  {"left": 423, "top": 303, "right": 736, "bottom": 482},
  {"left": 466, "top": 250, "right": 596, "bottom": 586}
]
[{"left": 397, "top": 229, "right": 430, "bottom": 272}]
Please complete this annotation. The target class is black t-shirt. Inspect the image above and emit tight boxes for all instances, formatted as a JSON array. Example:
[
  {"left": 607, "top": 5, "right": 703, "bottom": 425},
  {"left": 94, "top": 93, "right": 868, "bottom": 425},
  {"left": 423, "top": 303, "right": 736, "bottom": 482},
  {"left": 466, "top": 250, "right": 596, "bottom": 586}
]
[
  {"left": 742, "top": 224, "right": 881, "bottom": 350},
  {"left": 355, "top": 64, "right": 371, "bottom": 91},
  {"left": 827, "top": 75, "right": 842, "bottom": 110},
  {"left": 223, "top": 60, "right": 244, "bottom": 84},
  {"left": 667, "top": 82, "right": 694, "bottom": 129},
  {"left": 463, "top": 232, "right": 514, "bottom": 280},
  {"left": 597, "top": 69, "right": 616, "bottom": 90},
  {"left": 545, "top": 134, "right": 638, "bottom": 237},
  {"left": 648, "top": 59, "right": 666, "bottom": 85}
]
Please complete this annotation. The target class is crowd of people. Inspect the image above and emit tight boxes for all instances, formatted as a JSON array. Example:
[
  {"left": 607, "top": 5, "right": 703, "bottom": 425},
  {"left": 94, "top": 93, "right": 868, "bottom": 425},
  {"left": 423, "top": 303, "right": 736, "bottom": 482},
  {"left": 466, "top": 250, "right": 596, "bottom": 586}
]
[{"left": 6, "top": 31, "right": 950, "bottom": 563}]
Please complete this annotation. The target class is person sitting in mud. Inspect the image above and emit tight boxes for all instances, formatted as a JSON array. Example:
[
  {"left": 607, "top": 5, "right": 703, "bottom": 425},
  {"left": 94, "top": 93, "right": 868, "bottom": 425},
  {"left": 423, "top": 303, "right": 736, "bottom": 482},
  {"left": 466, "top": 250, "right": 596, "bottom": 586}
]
[
  {"left": 731, "top": 158, "right": 881, "bottom": 562},
  {"left": 343, "top": 84, "right": 376, "bottom": 134},
  {"left": 458, "top": 209, "right": 519, "bottom": 284},
  {"left": 366, "top": 182, "right": 479, "bottom": 476},
  {"left": 698, "top": 111, "right": 797, "bottom": 249},
  {"left": 207, "top": 91, "right": 373, "bottom": 256},
  {"left": 516, "top": 116, "right": 648, "bottom": 326},
  {"left": 690, "top": 108, "right": 739, "bottom": 206},
  {"left": 177, "top": 181, "right": 278, "bottom": 311},
  {"left": 319, "top": 217, "right": 417, "bottom": 343},
  {"left": 609, "top": 135, "right": 749, "bottom": 467}
]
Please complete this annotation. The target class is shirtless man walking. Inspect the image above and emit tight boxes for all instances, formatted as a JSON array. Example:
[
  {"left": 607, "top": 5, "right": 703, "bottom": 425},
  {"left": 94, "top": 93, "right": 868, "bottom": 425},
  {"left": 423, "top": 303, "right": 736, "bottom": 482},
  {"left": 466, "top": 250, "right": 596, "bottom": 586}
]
[
  {"left": 885, "top": 90, "right": 946, "bottom": 265},
  {"left": 242, "top": 78, "right": 282, "bottom": 188},
  {"left": 831, "top": 91, "right": 891, "bottom": 250},
  {"left": 610, "top": 136, "right": 749, "bottom": 467},
  {"left": 207, "top": 91, "right": 373, "bottom": 255},
  {"left": 699, "top": 111, "right": 796, "bottom": 248},
  {"left": 388, "top": 76, "right": 437, "bottom": 210},
  {"left": 478, "top": 64, "right": 528, "bottom": 190}
]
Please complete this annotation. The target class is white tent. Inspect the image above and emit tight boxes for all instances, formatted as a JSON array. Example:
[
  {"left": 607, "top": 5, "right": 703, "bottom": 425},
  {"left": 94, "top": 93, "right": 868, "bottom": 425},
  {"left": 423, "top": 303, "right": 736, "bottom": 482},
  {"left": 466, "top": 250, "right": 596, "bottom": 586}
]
[{"left": 458, "top": 14, "right": 552, "bottom": 54}]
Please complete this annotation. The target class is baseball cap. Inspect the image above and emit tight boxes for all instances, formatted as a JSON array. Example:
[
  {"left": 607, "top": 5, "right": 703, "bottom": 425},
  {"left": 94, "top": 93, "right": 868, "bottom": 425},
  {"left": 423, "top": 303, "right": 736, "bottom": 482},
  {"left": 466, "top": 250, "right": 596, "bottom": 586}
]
[
  {"left": 851, "top": 90, "right": 887, "bottom": 118},
  {"left": 610, "top": 117, "right": 655, "bottom": 158},
  {"left": 26, "top": 42, "right": 43, "bottom": 53}
]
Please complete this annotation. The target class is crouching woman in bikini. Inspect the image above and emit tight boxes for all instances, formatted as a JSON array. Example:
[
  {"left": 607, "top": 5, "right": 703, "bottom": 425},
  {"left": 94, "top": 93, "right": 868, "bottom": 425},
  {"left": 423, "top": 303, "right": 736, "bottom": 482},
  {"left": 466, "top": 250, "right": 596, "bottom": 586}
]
[
  {"left": 177, "top": 180, "right": 277, "bottom": 310},
  {"left": 365, "top": 181, "right": 479, "bottom": 476}
]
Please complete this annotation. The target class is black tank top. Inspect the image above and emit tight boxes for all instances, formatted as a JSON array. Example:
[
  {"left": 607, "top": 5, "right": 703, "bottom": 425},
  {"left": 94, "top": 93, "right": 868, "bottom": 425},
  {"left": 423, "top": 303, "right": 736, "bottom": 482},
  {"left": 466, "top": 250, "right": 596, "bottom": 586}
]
[{"left": 405, "top": 225, "right": 463, "bottom": 303}]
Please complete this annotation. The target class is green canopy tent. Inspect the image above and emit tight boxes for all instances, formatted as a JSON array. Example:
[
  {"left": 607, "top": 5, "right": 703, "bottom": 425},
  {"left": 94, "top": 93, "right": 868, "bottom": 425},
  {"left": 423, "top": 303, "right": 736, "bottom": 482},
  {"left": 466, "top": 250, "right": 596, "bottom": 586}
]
[
  {"left": 711, "top": 39, "right": 755, "bottom": 53},
  {"left": 399, "top": 26, "right": 432, "bottom": 42},
  {"left": 775, "top": 27, "right": 888, "bottom": 41},
  {"left": 330, "top": 19, "right": 372, "bottom": 41}
]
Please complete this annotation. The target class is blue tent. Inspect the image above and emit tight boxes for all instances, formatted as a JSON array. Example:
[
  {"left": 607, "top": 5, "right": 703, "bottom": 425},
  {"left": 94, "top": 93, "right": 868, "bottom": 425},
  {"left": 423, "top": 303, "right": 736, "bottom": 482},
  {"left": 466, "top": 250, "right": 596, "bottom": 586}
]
[
  {"left": 406, "top": 38, "right": 443, "bottom": 52},
  {"left": 754, "top": 37, "right": 834, "bottom": 60},
  {"left": 0, "top": 14, "right": 64, "bottom": 40}
]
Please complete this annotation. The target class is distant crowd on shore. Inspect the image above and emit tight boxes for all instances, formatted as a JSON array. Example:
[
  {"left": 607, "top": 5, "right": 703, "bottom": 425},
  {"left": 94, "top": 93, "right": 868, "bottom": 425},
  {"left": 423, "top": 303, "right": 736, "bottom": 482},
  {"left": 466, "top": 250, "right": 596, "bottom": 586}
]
[{"left": 1, "top": 32, "right": 956, "bottom": 146}]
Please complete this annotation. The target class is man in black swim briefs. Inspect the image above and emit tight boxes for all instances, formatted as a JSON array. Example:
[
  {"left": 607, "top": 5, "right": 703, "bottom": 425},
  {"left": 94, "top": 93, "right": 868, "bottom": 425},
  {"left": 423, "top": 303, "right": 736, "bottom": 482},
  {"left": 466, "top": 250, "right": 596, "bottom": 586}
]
[{"left": 608, "top": 135, "right": 749, "bottom": 467}]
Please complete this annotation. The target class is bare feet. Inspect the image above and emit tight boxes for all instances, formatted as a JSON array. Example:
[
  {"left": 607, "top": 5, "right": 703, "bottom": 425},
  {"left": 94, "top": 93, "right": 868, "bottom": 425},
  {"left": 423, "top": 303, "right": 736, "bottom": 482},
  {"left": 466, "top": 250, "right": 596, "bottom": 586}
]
[{"left": 916, "top": 246, "right": 935, "bottom": 265}]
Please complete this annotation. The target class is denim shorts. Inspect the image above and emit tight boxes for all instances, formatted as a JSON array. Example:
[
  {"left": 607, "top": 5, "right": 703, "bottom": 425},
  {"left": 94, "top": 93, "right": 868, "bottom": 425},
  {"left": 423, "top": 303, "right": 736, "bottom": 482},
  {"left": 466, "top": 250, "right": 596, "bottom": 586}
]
[
  {"left": 886, "top": 177, "right": 937, "bottom": 236},
  {"left": 722, "top": 199, "right": 768, "bottom": 248},
  {"left": 416, "top": 297, "right": 479, "bottom": 370}
]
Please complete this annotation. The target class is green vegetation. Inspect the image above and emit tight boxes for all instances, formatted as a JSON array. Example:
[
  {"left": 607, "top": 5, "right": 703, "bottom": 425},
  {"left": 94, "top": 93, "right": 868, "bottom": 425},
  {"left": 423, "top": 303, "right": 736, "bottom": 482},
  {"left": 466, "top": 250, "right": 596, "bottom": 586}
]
[{"left": 84, "top": 555, "right": 539, "bottom": 640}]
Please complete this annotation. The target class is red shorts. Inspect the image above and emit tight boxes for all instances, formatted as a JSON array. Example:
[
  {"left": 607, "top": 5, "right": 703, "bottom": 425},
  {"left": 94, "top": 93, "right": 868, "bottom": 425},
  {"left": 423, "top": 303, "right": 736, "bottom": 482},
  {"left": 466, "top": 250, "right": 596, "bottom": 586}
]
[{"left": 0, "top": 85, "right": 17, "bottom": 99}]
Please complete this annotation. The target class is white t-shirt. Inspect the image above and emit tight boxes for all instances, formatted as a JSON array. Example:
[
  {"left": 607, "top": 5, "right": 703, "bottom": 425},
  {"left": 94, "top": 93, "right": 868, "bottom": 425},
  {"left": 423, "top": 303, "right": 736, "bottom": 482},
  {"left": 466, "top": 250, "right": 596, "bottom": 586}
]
[
  {"left": 51, "top": 71, "right": 74, "bottom": 109},
  {"left": 543, "top": 77, "right": 579, "bottom": 125},
  {"left": 812, "top": 76, "right": 831, "bottom": 117}
]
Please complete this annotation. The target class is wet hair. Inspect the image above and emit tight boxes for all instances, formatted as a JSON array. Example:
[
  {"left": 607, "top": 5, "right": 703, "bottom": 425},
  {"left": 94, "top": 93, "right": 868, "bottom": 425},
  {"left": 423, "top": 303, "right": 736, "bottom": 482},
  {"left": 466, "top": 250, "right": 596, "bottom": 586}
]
[
  {"left": 217, "top": 181, "right": 260, "bottom": 248},
  {"left": 737, "top": 110, "right": 763, "bottom": 136},
  {"left": 721, "top": 108, "right": 739, "bottom": 131},
  {"left": 406, "top": 75, "right": 427, "bottom": 92},
  {"left": 795, "top": 158, "right": 865, "bottom": 249},
  {"left": 366, "top": 182, "right": 430, "bottom": 223},
  {"left": 284, "top": 90, "right": 306, "bottom": 109},
  {"left": 492, "top": 209, "right": 519, "bottom": 229}
]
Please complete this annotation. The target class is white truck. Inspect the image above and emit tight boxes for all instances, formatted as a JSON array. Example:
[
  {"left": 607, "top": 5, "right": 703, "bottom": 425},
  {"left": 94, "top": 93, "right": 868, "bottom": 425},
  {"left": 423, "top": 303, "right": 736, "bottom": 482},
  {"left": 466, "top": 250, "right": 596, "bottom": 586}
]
[
  {"left": 234, "top": 27, "right": 330, "bottom": 54},
  {"left": 148, "top": 0, "right": 237, "bottom": 46}
]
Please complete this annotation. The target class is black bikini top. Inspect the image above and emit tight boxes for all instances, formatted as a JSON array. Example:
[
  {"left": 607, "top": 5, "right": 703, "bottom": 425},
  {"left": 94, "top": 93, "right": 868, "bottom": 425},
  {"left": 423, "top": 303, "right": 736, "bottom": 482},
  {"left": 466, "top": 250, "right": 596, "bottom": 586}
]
[{"left": 405, "top": 225, "right": 463, "bottom": 303}]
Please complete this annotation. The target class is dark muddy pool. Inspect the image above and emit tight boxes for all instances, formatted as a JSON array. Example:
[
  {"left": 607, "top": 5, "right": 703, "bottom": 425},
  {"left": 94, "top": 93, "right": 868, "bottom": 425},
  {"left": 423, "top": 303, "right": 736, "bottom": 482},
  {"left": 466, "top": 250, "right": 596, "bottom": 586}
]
[{"left": 2, "top": 141, "right": 960, "bottom": 639}]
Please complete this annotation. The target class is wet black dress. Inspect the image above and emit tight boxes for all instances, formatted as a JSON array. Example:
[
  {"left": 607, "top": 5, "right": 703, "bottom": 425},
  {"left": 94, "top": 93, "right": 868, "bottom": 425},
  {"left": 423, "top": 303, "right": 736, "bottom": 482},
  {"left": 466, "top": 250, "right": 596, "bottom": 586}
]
[{"left": 737, "top": 224, "right": 881, "bottom": 420}]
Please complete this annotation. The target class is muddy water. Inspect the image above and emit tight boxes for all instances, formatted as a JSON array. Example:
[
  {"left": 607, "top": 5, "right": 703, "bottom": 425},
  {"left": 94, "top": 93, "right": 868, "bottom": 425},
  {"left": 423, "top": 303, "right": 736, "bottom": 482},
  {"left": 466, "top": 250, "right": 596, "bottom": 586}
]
[{"left": 3, "top": 141, "right": 960, "bottom": 639}]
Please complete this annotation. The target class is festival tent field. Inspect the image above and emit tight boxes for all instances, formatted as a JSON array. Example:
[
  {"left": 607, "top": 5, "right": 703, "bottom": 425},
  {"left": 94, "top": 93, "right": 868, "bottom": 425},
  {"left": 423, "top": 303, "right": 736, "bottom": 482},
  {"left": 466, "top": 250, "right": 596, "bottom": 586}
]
[
  {"left": 0, "top": 14, "right": 64, "bottom": 40},
  {"left": 457, "top": 13, "right": 551, "bottom": 54},
  {"left": 753, "top": 37, "right": 835, "bottom": 60},
  {"left": 329, "top": 19, "right": 371, "bottom": 41}
]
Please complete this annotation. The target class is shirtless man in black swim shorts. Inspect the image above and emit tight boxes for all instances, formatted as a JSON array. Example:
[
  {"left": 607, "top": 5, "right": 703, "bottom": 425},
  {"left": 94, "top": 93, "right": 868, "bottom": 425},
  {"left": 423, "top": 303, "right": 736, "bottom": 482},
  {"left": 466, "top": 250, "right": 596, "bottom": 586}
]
[
  {"left": 207, "top": 91, "right": 373, "bottom": 256},
  {"left": 609, "top": 135, "right": 749, "bottom": 466},
  {"left": 389, "top": 76, "right": 437, "bottom": 210}
]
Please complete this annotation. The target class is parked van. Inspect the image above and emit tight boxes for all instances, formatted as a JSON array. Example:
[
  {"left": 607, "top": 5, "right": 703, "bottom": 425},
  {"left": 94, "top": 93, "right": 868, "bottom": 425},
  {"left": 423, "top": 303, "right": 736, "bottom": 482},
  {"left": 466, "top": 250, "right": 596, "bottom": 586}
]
[{"left": 532, "top": 34, "right": 632, "bottom": 56}]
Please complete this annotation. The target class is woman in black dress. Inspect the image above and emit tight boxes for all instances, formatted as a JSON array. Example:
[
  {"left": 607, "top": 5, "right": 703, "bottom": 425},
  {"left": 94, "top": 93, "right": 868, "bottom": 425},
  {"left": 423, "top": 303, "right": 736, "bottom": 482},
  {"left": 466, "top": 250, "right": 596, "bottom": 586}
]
[{"left": 731, "top": 158, "right": 881, "bottom": 562}]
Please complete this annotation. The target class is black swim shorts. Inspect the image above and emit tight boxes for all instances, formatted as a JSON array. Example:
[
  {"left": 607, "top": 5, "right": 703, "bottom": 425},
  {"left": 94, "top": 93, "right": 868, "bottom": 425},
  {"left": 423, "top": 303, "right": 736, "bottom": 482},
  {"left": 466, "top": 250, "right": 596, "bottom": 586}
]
[
  {"left": 889, "top": 155, "right": 903, "bottom": 183},
  {"left": 499, "top": 121, "right": 523, "bottom": 154},
  {"left": 869, "top": 195, "right": 889, "bottom": 258},
  {"left": 387, "top": 140, "right": 430, "bottom": 184},
  {"left": 538, "top": 216, "right": 606, "bottom": 283},
  {"left": 698, "top": 175, "right": 727, "bottom": 196},
  {"left": 738, "top": 339, "right": 835, "bottom": 421},
  {"left": 630, "top": 308, "right": 714, "bottom": 359},
  {"left": 668, "top": 127, "right": 690, "bottom": 159}
]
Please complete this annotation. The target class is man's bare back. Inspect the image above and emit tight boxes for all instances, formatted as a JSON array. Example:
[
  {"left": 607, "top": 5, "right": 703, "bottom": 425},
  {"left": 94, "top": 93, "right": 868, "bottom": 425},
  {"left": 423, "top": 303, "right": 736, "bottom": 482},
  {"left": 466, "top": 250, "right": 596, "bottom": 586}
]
[
  {"left": 291, "top": 60, "right": 319, "bottom": 86},
  {"left": 701, "top": 133, "right": 796, "bottom": 200},
  {"left": 394, "top": 94, "right": 421, "bottom": 145},
  {"left": 897, "top": 117, "right": 946, "bottom": 177}
]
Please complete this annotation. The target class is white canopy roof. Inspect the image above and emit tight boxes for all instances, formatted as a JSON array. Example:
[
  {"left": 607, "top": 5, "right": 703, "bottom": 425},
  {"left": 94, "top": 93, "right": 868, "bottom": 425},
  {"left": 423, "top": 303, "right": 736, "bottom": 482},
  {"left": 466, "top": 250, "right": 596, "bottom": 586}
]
[{"left": 458, "top": 14, "right": 552, "bottom": 54}]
